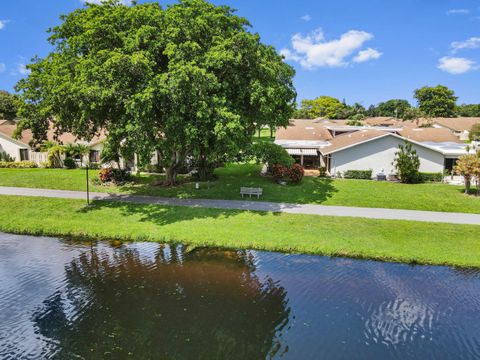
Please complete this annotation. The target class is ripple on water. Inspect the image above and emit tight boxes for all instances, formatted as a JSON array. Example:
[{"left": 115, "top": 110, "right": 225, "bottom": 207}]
[{"left": 1, "top": 233, "right": 480, "bottom": 359}]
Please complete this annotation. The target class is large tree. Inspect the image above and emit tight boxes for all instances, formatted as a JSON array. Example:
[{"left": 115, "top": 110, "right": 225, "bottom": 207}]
[
  {"left": 374, "top": 99, "right": 411, "bottom": 118},
  {"left": 294, "top": 96, "right": 345, "bottom": 119},
  {"left": 15, "top": 0, "right": 296, "bottom": 184},
  {"left": 414, "top": 85, "right": 457, "bottom": 117},
  {"left": 0, "top": 90, "right": 20, "bottom": 120}
]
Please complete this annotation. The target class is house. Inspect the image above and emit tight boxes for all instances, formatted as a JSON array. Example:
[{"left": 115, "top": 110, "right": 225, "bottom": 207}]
[
  {"left": 275, "top": 118, "right": 471, "bottom": 177},
  {"left": 0, "top": 120, "right": 106, "bottom": 165},
  {"left": 432, "top": 117, "right": 480, "bottom": 141},
  {"left": 321, "top": 129, "right": 468, "bottom": 177},
  {"left": 274, "top": 119, "right": 332, "bottom": 169}
]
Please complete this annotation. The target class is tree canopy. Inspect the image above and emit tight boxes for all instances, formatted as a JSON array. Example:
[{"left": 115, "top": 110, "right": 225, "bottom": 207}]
[
  {"left": 15, "top": 0, "right": 296, "bottom": 184},
  {"left": 293, "top": 96, "right": 345, "bottom": 119},
  {"left": 372, "top": 99, "right": 411, "bottom": 118},
  {"left": 414, "top": 85, "right": 457, "bottom": 117},
  {"left": 0, "top": 90, "right": 20, "bottom": 120},
  {"left": 456, "top": 104, "right": 480, "bottom": 117}
]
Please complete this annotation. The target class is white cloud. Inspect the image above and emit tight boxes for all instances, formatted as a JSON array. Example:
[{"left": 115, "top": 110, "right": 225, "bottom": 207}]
[
  {"left": 451, "top": 37, "right": 480, "bottom": 53},
  {"left": 279, "top": 48, "right": 301, "bottom": 62},
  {"left": 301, "top": 14, "right": 312, "bottom": 22},
  {"left": 0, "top": 63, "right": 5, "bottom": 73},
  {"left": 0, "top": 20, "right": 10, "bottom": 30},
  {"left": 446, "top": 9, "right": 470, "bottom": 15},
  {"left": 80, "top": 0, "right": 132, "bottom": 4},
  {"left": 353, "top": 48, "right": 382, "bottom": 63},
  {"left": 18, "top": 63, "right": 30, "bottom": 75},
  {"left": 437, "top": 56, "right": 476, "bottom": 74},
  {"left": 280, "top": 28, "right": 380, "bottom": 69}
]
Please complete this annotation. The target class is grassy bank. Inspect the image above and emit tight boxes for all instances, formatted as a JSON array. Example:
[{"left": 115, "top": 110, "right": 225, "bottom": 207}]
[
  {"left": 0, "top": 195, "right": 479, "bottom": 267},
  {"left": 1, "top": 164, "right": 479, "bottom": 213}
]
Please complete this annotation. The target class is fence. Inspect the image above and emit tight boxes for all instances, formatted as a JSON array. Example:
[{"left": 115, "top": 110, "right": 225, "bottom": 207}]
[{"left": 29, "top": 151, "right": 48, "bottom": 165}]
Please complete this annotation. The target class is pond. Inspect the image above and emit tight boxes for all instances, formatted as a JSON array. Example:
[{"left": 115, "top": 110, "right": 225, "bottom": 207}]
[{"left": 1, "top": 232, "right": 480, "bottom": 359}]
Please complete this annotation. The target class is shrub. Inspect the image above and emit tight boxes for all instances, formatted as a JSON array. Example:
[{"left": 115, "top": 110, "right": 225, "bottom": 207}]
[
  {"left": 87, "top": 162, "right": 100, "bottom": 170},
  {"left": 252, "top": 142, "right": 294, "bottom": 169},
  {"left": 288, "top": 164, "right": 304, "bottom": 183},
  {"left": 419, "top": 172, "right": 443, "bottom": 182},
  {"left": 98, "top": 167, "right": 131, "bottom": 184},
  {"left": 271, "top": 164, "right": 288, "bottom": 180},
  {"left": 319, "top": 166, "right": 327, "bottom": 177},
  {"left": 393, "top": 142, "right": 421, "bottom": 183},
  {"left": 45, "top": 145, "right": 65, "bottom": 168},
  {"left": 343, "top": 170, "right": 372, "bottom": 180},
  {"left": 0, "top": 150, "right": 14, "bottom": 162},
  {"left": 63, "top": 157, "right": 76, "bottom": 169},
  {"left": 0, "top": 161, "right": 38, "bottom": 168}
]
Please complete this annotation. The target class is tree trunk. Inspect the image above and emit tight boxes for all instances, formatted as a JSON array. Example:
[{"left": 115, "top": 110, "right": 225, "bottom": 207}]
[
  {"left": 270, "top": 127, "right": 273, "bottom": 138},
  {"left": 465, "top": 178, "right": 471, "bottom": 194},
  {"left": 197, "top": 152, "right": 209, "bottom": 181},
  {"left": 164, "top": 151, "right": 181, "bottom": 186},
  {"left": 165, "top": 165, "right": 178, "bottom": 186}
]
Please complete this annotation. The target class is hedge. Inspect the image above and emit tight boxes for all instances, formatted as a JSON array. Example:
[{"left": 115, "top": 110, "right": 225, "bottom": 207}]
[
  {"left": 419, "top": 172, "right": 443, "bottom": 183},
  {"left": 0, "top": 161, "right": 38, "bottom": 168},
  {"left": 343, "top": 170, "right": 372, "bottom": 180}
]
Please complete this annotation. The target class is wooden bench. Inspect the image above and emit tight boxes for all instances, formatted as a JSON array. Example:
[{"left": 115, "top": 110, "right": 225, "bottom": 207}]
[{"left": 240, "top": 187, "right": 263, "bottom": 199}]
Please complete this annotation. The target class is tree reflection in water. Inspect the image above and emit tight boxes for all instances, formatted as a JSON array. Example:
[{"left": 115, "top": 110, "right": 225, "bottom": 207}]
[{"left": 33, "top": 243, "right": 290, "bottom": 359}]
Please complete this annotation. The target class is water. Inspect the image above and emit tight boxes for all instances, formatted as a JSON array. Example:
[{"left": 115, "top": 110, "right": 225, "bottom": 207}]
[{"left": 1, "top": 233, "right": 480, "bottom": 360}]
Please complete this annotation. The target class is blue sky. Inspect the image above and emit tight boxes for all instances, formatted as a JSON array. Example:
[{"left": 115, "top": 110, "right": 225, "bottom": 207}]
[{"left": 1, "top": 0, "right": 479, "bottom": 106}]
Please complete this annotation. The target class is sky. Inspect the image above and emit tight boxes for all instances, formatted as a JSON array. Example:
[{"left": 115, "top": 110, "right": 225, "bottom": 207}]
[{"left": 0, "top": 0, "right": 479, "bottom": 107}]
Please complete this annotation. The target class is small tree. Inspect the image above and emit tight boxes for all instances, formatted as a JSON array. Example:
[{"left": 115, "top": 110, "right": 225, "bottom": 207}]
[
  {"left": 402, "top": 107, "right": 427, "bottom": 126},
  {"left": 252, "top": 142, "right": 294, "bottom": 171},
  {"left": 454, "top": 154, "right": 479, "bottom": 194},
  {"left": 469, "top": 123, "right": 480, "bottom": 142},
  {"left": 346, "top": 114, "right": 365, "bottom": 126},
  {"left": 393, "top": 142, "right": 420, "bottom": 183}
]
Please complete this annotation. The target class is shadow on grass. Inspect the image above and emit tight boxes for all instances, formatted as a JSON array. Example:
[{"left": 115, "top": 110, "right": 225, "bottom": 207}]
[
  {"left": 455, "top": 188, "right": 480, "bottom": 196},
  {"left": 91, "top": 164, "right": 338, "bottom": 205},
  {"left": 285, "top": 177, "right": 338, "bottom": 204},
  {"left": 76, "top": 196, "right": 274, "bottom": 227}
]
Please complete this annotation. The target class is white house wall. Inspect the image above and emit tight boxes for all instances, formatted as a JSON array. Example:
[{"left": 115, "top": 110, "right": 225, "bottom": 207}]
[
  {"left": 329, "top": 136, "right": 445, "bottom": 177},
  {"left": 0, "top": 135, "right": 28, "bottom": 161}
]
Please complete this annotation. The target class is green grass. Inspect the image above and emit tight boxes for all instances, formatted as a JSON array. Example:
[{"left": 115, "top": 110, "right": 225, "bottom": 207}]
[
  {"left": 0, "top": 195, "right": 479, "bottom": 267},
  {"left": 1, "top": 164, "right": 479, "bottom": 213}
]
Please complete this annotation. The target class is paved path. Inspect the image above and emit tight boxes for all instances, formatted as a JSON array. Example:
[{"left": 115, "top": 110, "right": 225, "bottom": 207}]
[{"left": 1, "top": 186, "right": 479, "bottom": 225}]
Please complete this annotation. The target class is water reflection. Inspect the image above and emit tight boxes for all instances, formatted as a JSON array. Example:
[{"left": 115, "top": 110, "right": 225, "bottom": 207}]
[
  {"left": 32, "top": 243, "right": 290, "bottom": 359},
  {"left": 1, "top": 233, "right": 480, "bottom": 360}
]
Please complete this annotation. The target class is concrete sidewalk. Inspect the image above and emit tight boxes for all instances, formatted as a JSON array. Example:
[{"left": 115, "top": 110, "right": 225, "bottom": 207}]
[{"left": 1, "top": 186, "right": 479, "bottom": 225}]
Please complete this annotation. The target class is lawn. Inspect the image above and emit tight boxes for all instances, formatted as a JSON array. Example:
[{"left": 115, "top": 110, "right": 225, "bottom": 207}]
[
  {"left": 1, "top": 164, "right": 479, "bottom": 213},
  {"left": 0, "top": 195, "right": 479, "bottom": 267}
]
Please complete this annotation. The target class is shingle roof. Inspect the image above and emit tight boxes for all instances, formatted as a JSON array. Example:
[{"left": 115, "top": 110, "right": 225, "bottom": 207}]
[
  {"left": 275, "top": 119, "right": 333, "bottom": 141},
  {"left": 363, "top": 117, "right": 399, "bottom": 126},
  {"left": 0, "top": 122, "right": 105, "bottom": 147},
  {"left": 432, "top": 117, "right": 480, "bottom": 132},
  {"left": 321, "top": 129, "right": 389, "bottom": 155},
  {"left": 398, "top": 127, "right": 462, "bottom": 143}
]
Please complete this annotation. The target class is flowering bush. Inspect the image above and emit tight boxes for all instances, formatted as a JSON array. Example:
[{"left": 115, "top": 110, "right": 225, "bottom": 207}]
[
  {"left": 0, "top": 161, "right": 38, "bottom": 168},
  {"left": 99, "top": 167, "right": 131, "bottom": 184},
  {"left": 288, "top": 164, "right": 304, "bottom": 183},
  {"left": 271, "top": 164, "right": 288, "bottom": 180}
]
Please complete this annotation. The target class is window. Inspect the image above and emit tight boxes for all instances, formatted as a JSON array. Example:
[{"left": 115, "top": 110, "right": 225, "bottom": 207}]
[
  {"left": 444, "top": 158, "right": 457, "bottom": 173},
  {"left": 19, "top": 149, "right": 29, "bottom": 161},
  {"left": 89, "top": 150, "right": 100, "bottom": 163}
]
